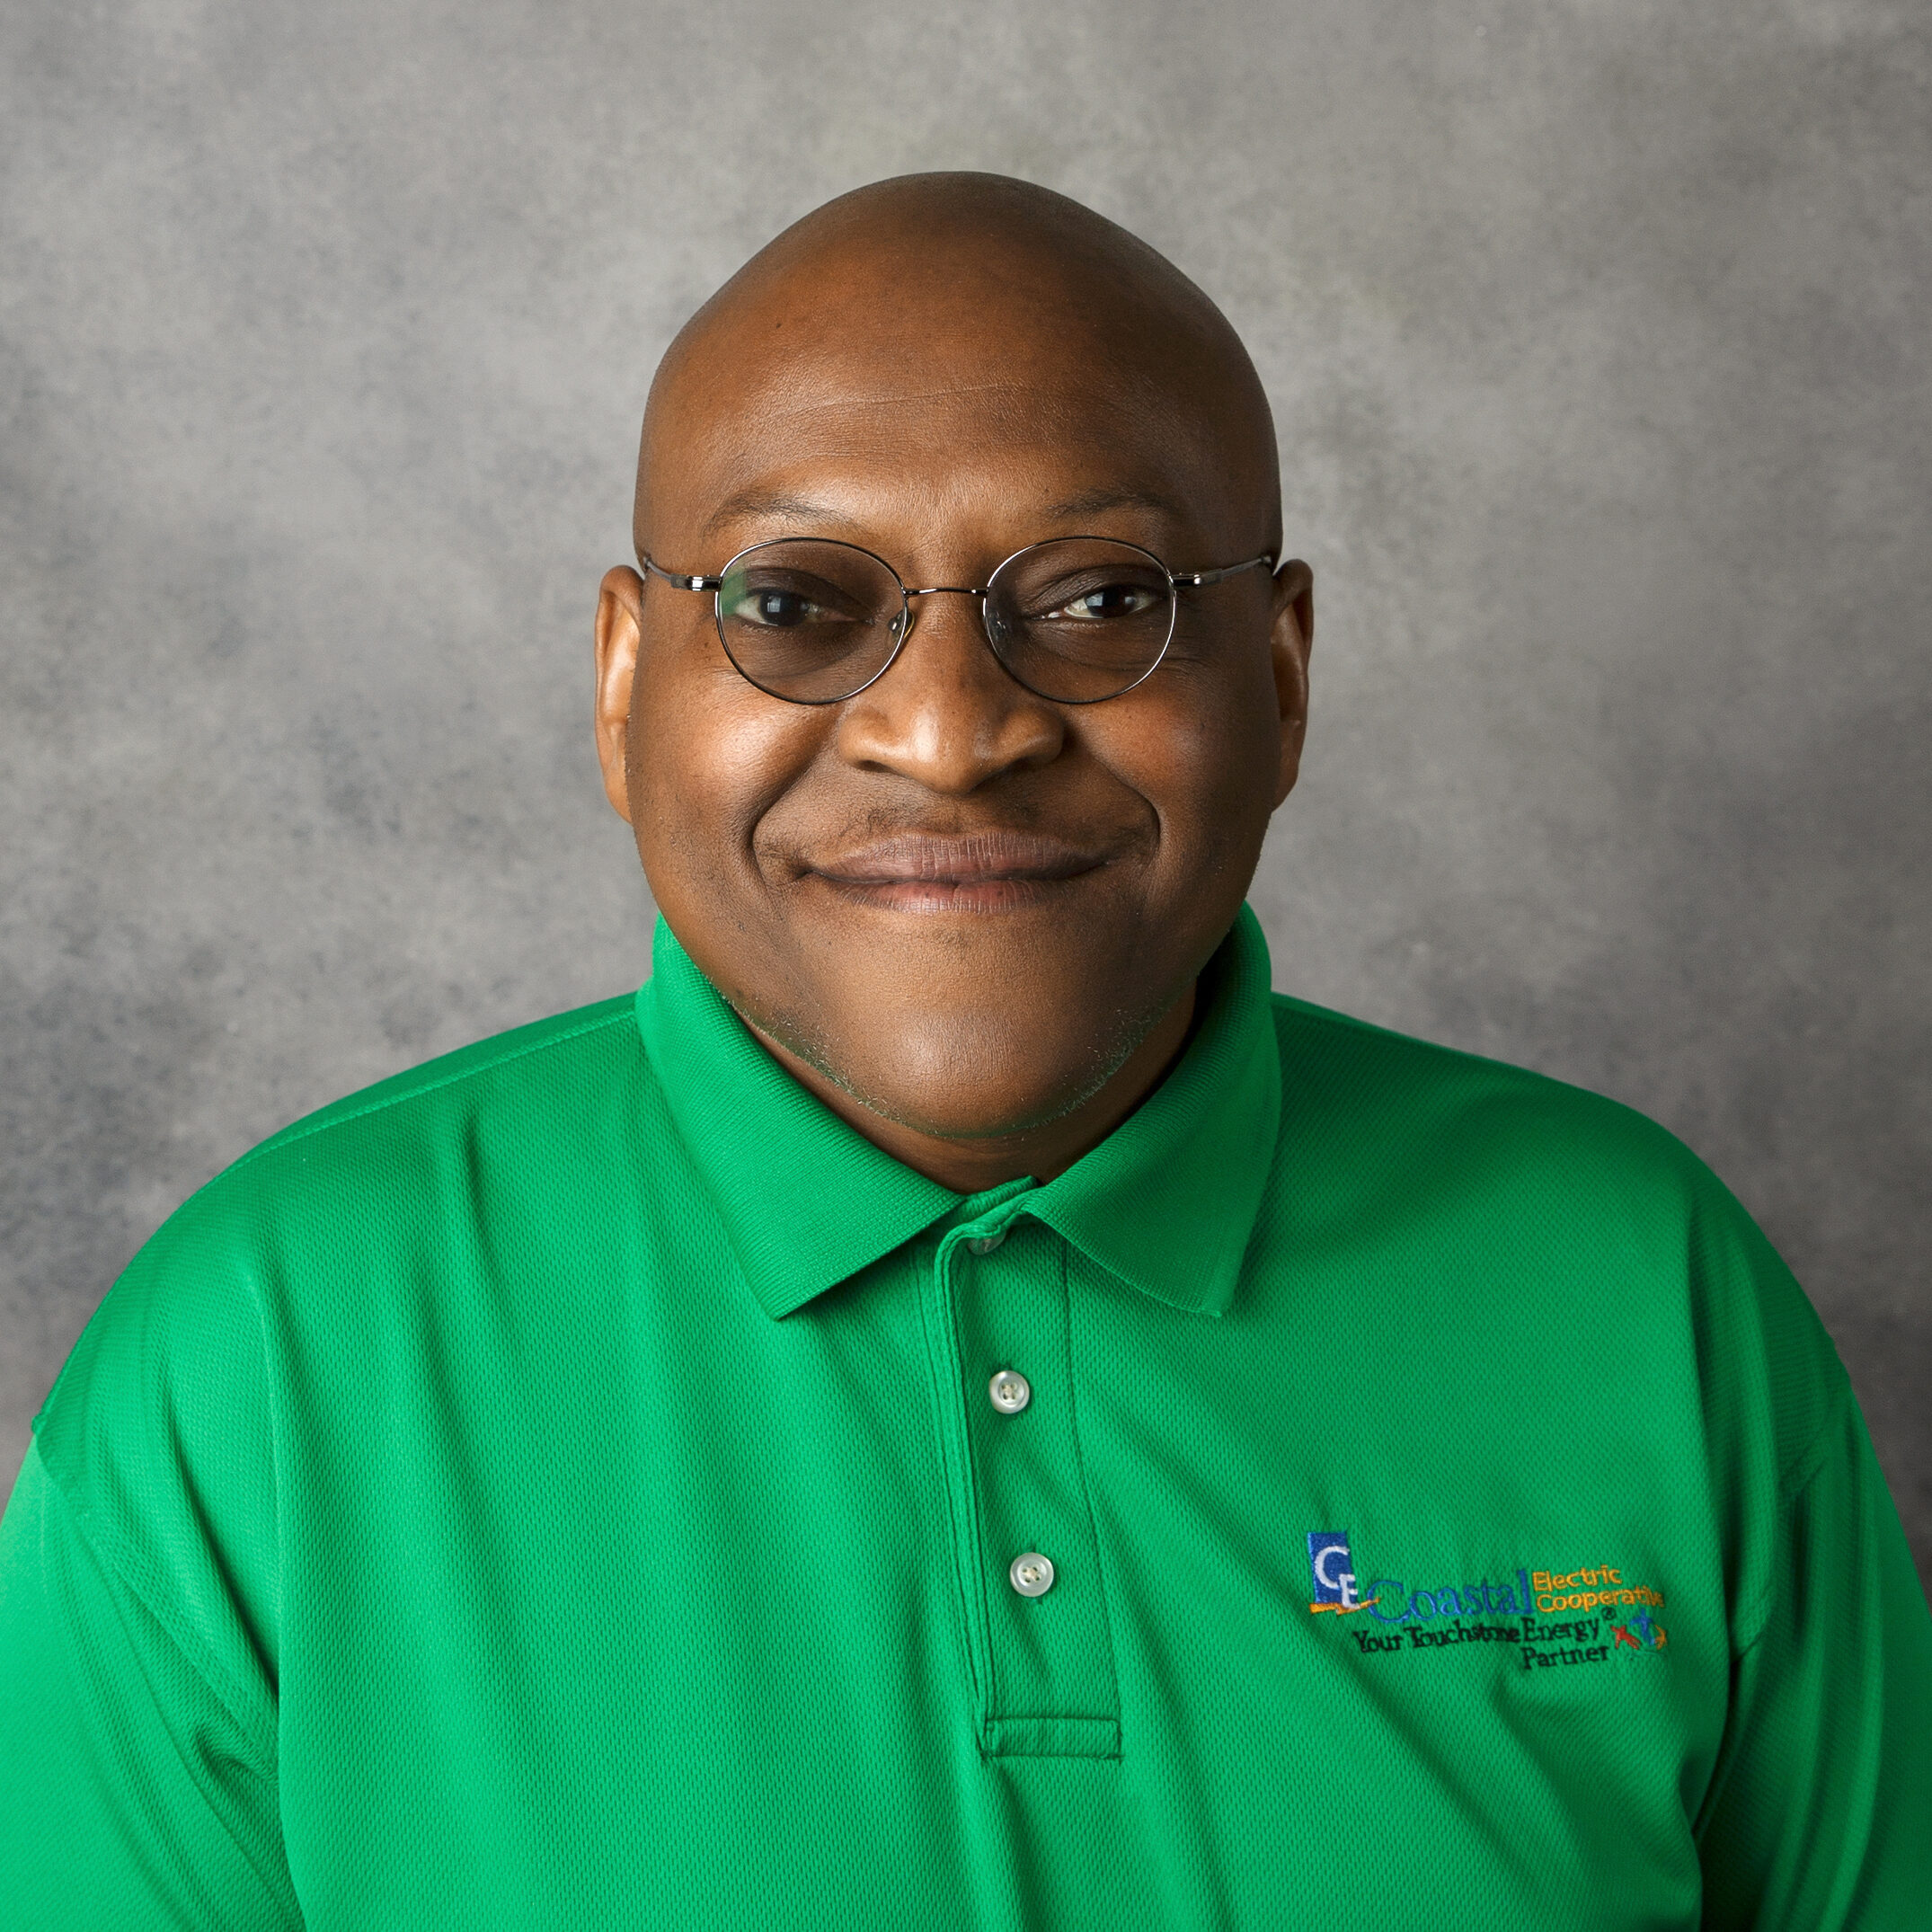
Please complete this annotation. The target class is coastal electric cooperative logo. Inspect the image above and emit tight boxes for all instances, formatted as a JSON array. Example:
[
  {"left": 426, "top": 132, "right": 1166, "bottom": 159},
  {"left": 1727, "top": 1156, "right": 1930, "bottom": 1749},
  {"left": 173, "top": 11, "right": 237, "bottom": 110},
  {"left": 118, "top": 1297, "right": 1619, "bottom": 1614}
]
[{"left": 1307, "top": 1531, "right": 1669, "bottom": 1673}]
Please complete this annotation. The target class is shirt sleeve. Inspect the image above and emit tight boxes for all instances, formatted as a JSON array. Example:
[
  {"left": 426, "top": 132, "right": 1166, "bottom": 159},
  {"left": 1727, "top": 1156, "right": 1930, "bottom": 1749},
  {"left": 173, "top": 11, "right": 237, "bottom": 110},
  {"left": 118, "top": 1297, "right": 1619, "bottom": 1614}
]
[
  {"left": 0, "top": 1172, "right": 301, "bottom": 1930},
  {"left": 0, "top": 1440, "right": 300, "bottom": 1928},
  {"left": 1694, "top": 1384, "right": 1932, "bottom": 1927}
]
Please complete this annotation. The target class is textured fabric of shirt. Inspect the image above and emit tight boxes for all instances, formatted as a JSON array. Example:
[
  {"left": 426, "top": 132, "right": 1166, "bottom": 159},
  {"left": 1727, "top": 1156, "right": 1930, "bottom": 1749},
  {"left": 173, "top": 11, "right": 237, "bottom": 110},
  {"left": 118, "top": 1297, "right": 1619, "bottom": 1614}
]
[{"left": 2, "top": 905, "right": 1928, "bottom": 1928}]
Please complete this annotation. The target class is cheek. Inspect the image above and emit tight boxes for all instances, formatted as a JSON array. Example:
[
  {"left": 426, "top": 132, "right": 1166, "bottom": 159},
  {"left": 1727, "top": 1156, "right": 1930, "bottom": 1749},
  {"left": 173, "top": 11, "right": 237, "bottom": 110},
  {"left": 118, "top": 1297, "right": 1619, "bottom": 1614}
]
[
  {"left": 627, "top": 648, "right": 823, "bottom": 890},
  {"left": 1094, "top": 660, "right": 1282, "bottom": 866}
]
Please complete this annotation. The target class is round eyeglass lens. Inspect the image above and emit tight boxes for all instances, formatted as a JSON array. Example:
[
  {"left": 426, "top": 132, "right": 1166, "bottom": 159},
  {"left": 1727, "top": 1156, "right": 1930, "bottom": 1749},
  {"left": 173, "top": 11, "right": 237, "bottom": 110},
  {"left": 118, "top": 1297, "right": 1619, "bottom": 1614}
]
[
  {"left": 714, "top": 539, "right": 908, "bottom": 705},
  {"left": 984, "top": 537, "right": 1177, "bottom": 703}
]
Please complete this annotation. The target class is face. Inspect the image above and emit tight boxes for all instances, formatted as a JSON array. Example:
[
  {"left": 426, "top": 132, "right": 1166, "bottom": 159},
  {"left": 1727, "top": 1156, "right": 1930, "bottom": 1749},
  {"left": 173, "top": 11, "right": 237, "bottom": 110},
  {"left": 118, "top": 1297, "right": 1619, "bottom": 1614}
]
[{"left": 595, "top": 238, "right": 1311, "bottom": 1157}]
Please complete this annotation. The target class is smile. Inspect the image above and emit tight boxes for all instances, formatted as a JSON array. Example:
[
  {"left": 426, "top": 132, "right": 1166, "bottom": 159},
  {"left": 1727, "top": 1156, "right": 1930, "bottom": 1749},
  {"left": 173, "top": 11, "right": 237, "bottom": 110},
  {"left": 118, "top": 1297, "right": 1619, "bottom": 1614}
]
[{"left": 804, "top": 832, "right": 1108, "bottom": 913}]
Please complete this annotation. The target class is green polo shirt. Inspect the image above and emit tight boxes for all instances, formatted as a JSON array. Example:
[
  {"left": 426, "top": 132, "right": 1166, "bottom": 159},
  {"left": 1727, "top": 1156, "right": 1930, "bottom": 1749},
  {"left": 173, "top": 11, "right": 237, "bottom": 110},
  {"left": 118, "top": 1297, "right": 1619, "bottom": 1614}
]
[{"left": 2, "top": 907, "right": 1928, "bottom": 1927}]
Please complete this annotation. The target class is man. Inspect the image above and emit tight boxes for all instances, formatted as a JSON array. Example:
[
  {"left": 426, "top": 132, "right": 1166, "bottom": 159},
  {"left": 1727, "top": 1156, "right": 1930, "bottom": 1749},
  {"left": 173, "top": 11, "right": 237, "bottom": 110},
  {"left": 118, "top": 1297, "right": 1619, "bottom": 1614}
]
[{"left": 1, "top": 173, "right": 1927, "bottom": 1926}]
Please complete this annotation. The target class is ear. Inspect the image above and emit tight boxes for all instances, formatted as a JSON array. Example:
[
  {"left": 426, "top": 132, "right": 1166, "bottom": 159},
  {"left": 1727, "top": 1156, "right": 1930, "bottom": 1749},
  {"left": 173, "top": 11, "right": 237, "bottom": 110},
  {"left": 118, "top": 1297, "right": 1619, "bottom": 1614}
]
[
  {"left": 594, "top": 565, "right": 646, "bottom": 825},
  {"left": 1268, "top": 559, "right": 1314, "bottom": 808}
]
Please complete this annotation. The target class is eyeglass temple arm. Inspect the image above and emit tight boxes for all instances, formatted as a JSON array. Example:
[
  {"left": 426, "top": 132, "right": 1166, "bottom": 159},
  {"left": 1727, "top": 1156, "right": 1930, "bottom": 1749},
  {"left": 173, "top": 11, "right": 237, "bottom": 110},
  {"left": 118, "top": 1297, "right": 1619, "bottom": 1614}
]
[
  {"left": 638, "top": 552, "right": 722, "bottom": 592},
  {"left": 1171, "top": 552, "right": 1277, "bottom": 590}
]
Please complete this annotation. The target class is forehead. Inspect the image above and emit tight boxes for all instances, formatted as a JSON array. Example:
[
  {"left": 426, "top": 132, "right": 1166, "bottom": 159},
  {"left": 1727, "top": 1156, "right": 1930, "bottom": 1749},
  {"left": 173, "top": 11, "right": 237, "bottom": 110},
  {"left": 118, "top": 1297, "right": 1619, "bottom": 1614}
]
[
  {"left": 639, "top": 254, "right": 1258, "bottom": 556},
  {"left": 673, "top": 393, "right": 1227, "bottom": 556}
]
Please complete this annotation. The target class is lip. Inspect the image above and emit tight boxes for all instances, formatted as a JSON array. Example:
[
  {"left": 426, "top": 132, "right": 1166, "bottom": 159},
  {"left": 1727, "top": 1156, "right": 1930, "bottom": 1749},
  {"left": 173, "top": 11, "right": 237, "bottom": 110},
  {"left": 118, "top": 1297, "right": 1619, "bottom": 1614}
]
[{"left": 803, "top": 830, "right": 1110, "bottom": 913}]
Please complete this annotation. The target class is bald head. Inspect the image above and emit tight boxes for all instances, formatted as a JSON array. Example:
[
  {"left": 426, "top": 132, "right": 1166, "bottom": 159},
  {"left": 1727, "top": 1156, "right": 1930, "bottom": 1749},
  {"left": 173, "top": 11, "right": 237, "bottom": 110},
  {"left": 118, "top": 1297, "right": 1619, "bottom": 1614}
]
[{"left": 635, "top": 173, "right": 1280, "bottom": 552}]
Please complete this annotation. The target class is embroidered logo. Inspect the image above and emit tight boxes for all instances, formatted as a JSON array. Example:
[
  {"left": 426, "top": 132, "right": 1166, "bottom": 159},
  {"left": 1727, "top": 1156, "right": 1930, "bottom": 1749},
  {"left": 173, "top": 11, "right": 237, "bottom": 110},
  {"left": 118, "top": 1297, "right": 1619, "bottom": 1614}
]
[
  {"left": 1306, "top": 1531, "right": 1375, "bottom": 1613},
  {"left": 1305, "top": 1530, "right": 1669, "bottom": 1671},
  {"left": 1608, "top": 1607, "right": 1669, "bottom": 1651}
]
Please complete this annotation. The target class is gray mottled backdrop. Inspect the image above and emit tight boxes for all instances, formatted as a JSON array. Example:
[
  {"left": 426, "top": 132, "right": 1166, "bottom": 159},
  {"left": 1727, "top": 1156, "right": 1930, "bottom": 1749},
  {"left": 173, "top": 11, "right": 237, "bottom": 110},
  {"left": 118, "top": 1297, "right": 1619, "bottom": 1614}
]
[{"left": 4, "top": 0, "right": 1928, "bottom": 1582}]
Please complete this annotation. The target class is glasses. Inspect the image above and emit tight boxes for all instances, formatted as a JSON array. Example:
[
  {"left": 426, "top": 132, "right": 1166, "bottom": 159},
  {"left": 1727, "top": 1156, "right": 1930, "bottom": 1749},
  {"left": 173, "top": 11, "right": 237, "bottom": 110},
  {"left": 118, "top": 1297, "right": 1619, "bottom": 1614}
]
[{"left": 636, "top": 536, "right": 1275, "bottom": 705}]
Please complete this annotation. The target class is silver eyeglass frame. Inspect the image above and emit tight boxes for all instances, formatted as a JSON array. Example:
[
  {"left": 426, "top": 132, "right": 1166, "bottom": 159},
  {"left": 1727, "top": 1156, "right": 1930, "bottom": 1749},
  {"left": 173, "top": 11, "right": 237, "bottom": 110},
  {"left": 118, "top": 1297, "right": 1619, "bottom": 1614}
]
[{"left": 635, "top": 535, "right": 1278, "bottom": 705}]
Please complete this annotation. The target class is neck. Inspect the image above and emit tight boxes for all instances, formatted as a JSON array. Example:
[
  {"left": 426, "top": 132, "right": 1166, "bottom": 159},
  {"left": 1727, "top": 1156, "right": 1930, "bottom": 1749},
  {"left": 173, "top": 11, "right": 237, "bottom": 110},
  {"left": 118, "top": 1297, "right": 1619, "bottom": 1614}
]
[{"left": 742, "top": 987, "right": 1198, "bottom": 1194}]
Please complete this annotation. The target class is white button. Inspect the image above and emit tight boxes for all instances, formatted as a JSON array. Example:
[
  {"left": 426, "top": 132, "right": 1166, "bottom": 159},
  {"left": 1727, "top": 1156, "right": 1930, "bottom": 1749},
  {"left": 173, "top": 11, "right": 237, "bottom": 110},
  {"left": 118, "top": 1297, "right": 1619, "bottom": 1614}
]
[
  {"left": 988, "top": 1369, "right": 1032, "bottom": 1415},
  {"left": 1009, "top": 1551, "right": 1056, "bottom": 1598},
  {"left": 969, "top": 1231, "right": 1006, "bottom": 1255}
]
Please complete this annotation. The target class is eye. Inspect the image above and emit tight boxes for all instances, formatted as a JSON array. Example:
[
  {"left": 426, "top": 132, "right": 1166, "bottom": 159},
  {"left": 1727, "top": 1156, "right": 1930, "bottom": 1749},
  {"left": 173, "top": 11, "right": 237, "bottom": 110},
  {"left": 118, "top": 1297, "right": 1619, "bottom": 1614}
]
[
  {"left": 717, "top": 559, "right": 887, "bottom": 634},
  {"left": 1049, "top": 580, "right": 1165, "bottom": 622},
  {"left": 727, "top": 586, "right": 828, "bottom": 629}
]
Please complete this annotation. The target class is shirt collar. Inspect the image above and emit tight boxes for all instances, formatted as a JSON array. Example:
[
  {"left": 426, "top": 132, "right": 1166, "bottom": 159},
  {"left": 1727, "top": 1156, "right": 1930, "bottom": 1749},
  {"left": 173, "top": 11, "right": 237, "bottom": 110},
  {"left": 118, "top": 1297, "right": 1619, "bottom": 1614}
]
[{"left": 636, "top": 905, "right": 1281, "bottom": 1321}]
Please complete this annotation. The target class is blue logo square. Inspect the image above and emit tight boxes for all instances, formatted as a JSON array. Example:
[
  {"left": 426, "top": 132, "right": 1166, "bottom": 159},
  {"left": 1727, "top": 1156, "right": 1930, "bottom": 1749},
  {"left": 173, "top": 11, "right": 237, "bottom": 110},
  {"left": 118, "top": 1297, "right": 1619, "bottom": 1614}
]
[{"left": 1308, "top": 1530, "right": 1354, "bottom": 1606}]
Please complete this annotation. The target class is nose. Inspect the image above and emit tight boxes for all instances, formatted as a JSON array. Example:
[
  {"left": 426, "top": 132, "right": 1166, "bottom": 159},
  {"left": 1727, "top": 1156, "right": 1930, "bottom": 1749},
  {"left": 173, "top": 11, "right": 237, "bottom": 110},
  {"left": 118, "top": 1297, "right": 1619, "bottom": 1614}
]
[{"left": 833, "top": 589, "right": 1064, "bottom": 795}]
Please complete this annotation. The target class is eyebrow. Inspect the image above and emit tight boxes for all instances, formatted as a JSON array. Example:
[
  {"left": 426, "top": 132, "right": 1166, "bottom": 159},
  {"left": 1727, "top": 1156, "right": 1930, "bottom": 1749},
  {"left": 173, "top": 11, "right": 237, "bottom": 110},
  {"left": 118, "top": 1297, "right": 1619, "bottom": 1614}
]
[
  {"left": 701, "top": 483, "right": 1190, "bottom": 538},
  {"left": 1039, "top": 485, "right": 1190, "bottom": 524},
  {"left": 701, "top": 491, "right": 866, "bottom": 537}
]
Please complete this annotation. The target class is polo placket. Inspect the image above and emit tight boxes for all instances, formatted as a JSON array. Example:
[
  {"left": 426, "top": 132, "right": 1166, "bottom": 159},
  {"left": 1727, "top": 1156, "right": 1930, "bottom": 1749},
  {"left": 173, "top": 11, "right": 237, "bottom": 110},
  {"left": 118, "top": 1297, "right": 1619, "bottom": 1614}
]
[{"left": 921, "top": 1200, "right": 1122, "bottom": 1760}]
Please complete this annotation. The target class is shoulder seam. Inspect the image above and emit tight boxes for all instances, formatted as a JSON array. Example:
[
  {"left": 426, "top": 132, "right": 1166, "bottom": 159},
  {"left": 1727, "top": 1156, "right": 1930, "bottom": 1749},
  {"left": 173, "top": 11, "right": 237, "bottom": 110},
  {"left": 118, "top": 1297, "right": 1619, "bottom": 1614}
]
[
  {"left": 1777, "top": 1371, "right": 1854, "bottom": 1506},
  {"left": 1268, "top": 991, "right": 1547, "bottom": 1078},
  {"left": 228, "top": 1006, "right": 636, "bottom": 1177},
  {"left": 1732, "top": 1375, "right": 1857, "bottom": 1657},
  {"left": 30, "top": 1442, "right": 279, "bottom": 1759},
  {"left": 1268, "top": 994, "right": 1694, "bottom": 1154}
]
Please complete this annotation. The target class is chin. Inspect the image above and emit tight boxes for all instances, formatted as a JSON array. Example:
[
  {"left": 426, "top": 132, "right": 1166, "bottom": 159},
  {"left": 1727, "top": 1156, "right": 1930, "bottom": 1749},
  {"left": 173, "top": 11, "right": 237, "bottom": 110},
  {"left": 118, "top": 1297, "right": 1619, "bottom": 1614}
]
[{"left": 822, "top": 1006, "right": 1148, "bottom": 1141}]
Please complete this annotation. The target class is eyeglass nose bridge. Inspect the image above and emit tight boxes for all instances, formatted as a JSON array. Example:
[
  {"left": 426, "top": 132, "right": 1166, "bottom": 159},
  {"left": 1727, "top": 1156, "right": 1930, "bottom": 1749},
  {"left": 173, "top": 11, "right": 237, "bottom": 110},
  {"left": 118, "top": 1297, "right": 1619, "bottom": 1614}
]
[{"left": 894, "top": 582, "right": 993, "bottom": 646}]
